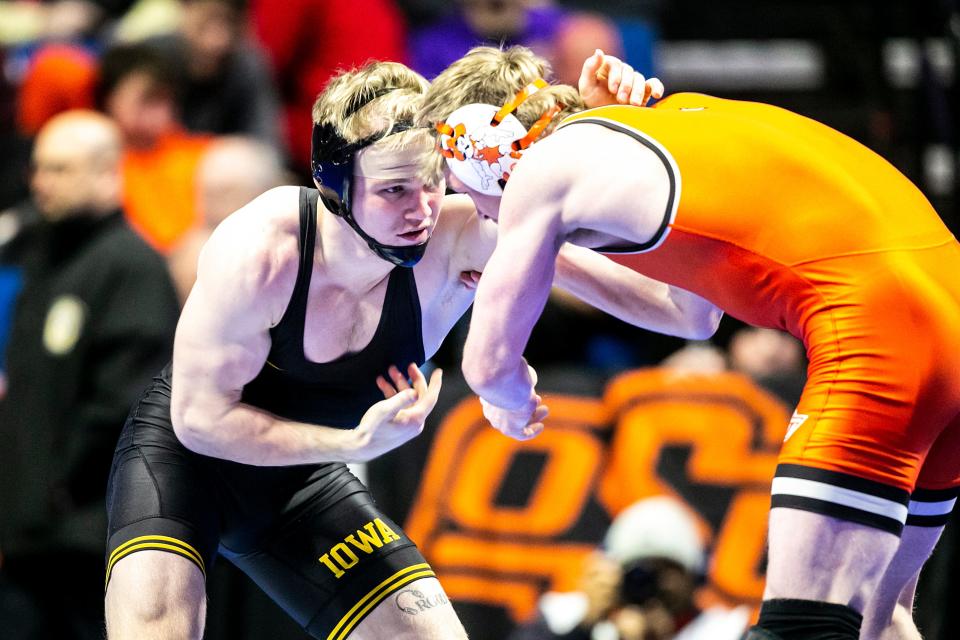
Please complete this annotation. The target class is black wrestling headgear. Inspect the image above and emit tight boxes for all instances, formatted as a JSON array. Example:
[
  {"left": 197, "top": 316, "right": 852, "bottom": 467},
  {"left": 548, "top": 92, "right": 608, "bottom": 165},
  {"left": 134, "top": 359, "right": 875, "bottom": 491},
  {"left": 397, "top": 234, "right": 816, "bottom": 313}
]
[{"left": 311, "top": 88, "right": 428, "bottom": 268}]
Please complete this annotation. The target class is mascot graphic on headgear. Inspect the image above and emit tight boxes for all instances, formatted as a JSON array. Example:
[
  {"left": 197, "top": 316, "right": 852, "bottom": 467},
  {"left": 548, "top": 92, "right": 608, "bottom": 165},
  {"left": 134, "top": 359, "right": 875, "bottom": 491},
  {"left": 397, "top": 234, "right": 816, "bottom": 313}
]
[{"left": 437, "top": 79, "right": 562, "bottom": 196}]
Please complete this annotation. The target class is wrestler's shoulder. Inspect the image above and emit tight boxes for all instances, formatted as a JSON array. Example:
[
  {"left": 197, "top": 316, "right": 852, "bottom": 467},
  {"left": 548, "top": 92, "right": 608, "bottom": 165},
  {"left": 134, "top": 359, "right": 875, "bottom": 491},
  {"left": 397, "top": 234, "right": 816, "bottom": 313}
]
[
  {"left": 232, "top": 185, "right": 301, "bottom": 230},
  {"left": 212, "top": 186, "right": 301, "bottom": 242},
  {"left": 432, "top": 193, "right": 480, "bottom": 243},
  {"left": 199, "top": 186, "right": 302, "bottom": 283}
]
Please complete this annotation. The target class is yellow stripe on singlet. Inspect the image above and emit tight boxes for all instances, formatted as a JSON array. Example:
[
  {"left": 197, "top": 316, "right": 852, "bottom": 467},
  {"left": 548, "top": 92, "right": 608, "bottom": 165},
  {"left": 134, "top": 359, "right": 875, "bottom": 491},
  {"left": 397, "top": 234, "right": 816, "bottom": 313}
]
[
  {"left": 105, "top": 535, "right": 206, "bottom": 589},
  {"left": 327, "top": 563, "right": 436, "bottom": 640}
]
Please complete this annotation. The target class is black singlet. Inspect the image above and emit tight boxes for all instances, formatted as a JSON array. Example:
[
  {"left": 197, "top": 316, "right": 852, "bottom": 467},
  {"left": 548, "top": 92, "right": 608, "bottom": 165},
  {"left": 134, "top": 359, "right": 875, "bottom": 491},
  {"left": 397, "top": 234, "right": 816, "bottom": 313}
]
[{"left": 244, "top": 187, "right": 424, "bottom": 427}]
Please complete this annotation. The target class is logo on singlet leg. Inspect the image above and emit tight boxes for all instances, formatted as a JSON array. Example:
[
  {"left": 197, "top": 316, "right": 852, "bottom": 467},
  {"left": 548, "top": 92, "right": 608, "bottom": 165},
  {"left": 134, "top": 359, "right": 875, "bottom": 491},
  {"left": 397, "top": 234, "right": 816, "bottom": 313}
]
[
  {"left": 317, "top": 518, "right": 402, "bottom": 578},
  {"left": 783, "top": 410, "right": 809, "bottom": 442}
]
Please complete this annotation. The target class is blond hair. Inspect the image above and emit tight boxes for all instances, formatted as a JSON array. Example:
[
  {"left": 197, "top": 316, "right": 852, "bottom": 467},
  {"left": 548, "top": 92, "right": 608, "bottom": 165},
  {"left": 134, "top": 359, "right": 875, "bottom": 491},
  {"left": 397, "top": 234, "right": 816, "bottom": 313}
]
[
  {"left": 418, "top": 46, "right": 585, "bottom": 134},
  {"left": 312, "top": 61, "right": 442, "bottom": 184}
]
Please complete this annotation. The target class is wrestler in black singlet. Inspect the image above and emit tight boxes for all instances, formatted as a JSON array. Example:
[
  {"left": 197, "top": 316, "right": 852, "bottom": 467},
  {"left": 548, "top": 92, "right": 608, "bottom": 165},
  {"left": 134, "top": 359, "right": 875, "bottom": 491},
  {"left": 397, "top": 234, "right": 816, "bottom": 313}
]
[{"left": 105, "top": 188, "right": 434, "bottom": 639}]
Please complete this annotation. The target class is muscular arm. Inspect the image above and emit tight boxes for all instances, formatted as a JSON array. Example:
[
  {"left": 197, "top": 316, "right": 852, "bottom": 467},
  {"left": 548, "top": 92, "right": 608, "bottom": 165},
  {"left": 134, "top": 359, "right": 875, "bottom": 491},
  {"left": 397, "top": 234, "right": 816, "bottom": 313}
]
[
  {"left": 462, "top": 197, "right": 563, "bottom": 409},
  {"left": 170, "top": 188, "right": 407, "bottom": 465},
  {"left": 445, "top": 201, "right": 720, "bottom": 371},
  {"left": 554, "top": 244, "right": 723, "bottom": 340}
]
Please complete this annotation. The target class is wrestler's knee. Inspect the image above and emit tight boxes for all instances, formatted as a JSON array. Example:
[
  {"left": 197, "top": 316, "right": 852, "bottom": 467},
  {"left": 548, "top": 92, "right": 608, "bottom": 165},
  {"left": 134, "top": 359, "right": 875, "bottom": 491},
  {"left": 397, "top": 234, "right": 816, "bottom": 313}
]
[
  {"left": 105, "top": 551, "right": 205, "bottom": 640},
  {"left": 744, "top": 598, "right": 862, "bottom": 640}
]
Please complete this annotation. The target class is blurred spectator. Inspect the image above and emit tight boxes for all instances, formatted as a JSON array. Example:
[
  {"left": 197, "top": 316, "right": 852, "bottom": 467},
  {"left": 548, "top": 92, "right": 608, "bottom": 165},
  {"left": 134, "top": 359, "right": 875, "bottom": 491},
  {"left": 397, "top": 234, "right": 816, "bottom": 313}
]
[
  {"left": 0, "top": 110, "right": 178, "bottom": 639},
  {"left": 0, "top": 0, "right": 138, "bottom": 45},
  {"left": 658, "top": 327, "right": 806, "bottom": 407},
  {"left": 728, "top": 327, "right": 806, "bottom": 406},
  {"left": 0, "top": 199, "right": 40, "bottom": 387},
  {"left": 167, "top": 134, "right": 285, "bottom": 303},
  {"left": 0, "top": 51, "right": 32, "bottom": 213},
  {"left": 409, "top": 1, "right": 624, "bottom": 84},
  {"left": 15, "top": 44, "right": 98, "bottom": 137},
  {"left": 98, "top": 42, "right": 212, "bottom": 252},
  {"left": 148, "top": 0, "right": 283, "bottom": 150},
  {"left": 510, "top": 496, "right": 749, "bottom": 640},
  {"left": 250, "top": 0, "right": 408, "bottom": 171},
  {"left": 112, "top": 0, "right": 182, "bottom": 43},
  {"left": 660, "top": 342, "right": 727, "bottom": 374},
  {"left": 551, "top": 12, "right": 625, "bottom": 85},
  {"left": 411, "top": 0, "right": 564, "bottom": 79}
]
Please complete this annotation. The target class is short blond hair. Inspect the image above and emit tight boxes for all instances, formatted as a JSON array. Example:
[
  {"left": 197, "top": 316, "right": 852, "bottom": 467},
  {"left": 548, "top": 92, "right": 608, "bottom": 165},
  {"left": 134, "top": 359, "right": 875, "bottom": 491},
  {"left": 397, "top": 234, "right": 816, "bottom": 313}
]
[
  {"left": 312, "top": 61, "right": 442, "bottom": 185},
  {"left": 418, "top": 46, "right": 585, "bottom": 134}
]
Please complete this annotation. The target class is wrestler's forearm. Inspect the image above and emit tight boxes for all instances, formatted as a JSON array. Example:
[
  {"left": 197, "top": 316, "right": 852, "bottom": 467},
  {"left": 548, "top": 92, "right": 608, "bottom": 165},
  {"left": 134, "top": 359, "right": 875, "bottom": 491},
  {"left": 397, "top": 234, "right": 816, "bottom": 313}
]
[
  {"left": 173, "top": 401, "right": 364, "bottom": 466},
  {"left": 554, "top": 245, "right": 721, "bottom": 339},
  {"left": 463, "top": 350, "right": 533, "bottom": 410},
  {"left": 666, "top": 284, "right": 724, "bottom": 340}
]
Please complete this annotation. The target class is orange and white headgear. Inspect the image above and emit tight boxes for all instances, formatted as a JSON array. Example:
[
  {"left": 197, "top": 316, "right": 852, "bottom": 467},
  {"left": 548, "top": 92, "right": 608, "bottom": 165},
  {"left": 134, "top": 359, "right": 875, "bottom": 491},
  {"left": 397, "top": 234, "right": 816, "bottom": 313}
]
[{"left": 436, "top": 79, "right": 562, "bottom": 196}]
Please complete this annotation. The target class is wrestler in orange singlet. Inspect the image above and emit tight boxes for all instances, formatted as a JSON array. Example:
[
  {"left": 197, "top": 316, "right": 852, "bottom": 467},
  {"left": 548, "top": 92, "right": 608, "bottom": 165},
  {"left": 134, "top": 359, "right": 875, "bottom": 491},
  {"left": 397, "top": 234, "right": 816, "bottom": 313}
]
[
  {"left": 566, "top": 95, "right": 960, "bottom": 506},
  {"left": 429, "top": 46, "right": 960, "bottom": 640}
]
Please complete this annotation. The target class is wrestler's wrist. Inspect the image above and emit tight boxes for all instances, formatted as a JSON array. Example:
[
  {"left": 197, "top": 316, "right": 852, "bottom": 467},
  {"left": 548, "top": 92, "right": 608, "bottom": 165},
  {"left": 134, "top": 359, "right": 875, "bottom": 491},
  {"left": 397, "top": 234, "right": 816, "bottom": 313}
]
[{"left": 479, "top": 388, "right": 534, "bottom": 412}]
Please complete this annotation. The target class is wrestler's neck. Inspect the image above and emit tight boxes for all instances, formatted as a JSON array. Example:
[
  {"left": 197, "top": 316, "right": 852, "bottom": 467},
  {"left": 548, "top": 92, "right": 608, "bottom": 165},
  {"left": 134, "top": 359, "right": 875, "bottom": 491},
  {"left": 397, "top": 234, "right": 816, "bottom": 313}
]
[{"left": 315, "top": 208, "right": 396, "bottom": 292}]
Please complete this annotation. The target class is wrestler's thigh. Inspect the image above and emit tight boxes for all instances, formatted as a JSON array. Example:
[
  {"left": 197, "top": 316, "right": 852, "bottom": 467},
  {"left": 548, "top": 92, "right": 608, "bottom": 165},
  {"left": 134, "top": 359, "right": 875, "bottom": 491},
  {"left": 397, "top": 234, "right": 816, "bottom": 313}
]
[{"left": 228, "top": 483, "right": 442, "bottom": 639}]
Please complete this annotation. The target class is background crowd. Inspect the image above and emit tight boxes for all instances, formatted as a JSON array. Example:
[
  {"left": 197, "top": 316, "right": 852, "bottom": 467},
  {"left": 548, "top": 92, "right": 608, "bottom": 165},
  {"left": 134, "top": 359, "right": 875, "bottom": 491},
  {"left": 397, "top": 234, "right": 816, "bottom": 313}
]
[{"left": 0, "top": 0, "right": 957, "bottom": 638}]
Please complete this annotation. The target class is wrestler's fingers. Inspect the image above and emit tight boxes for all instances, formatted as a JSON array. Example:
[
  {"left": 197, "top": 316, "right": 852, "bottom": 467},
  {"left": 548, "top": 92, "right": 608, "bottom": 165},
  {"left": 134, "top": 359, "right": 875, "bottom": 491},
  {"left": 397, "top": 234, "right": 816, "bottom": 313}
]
[
  {"left": 648, "top": 77, "right": 664, "bottom": 100},
  {"left": 388, "top": 364, "right": 411, "bottom": 391},
  {"left": 629, "top": 76, "right": 649, "bottom": 107},
  {"left": 377, "top": 388, "right": 418, "bottom": 419},
  {"left": 582, "top": 48, "right": 605, "bottom": 82},
  {"left": 521, "top": 422, "right": 545, "bottom": 439},
  {"left": 459, "top": 271, "right": 476, "bottom": 288},
  {"left": 531, "top": 404, "right": 549, "bottom": 423},
  {"left": 395, "top": 367, "right": 443, "bottom": 422},
  {"left": 426, "top": 368, "right": 443, "bottom": 399},
  {"left": 407, "top": 363, "right": 427, "bottom": 394},
  {"left": 376, "top": 375, "right": 396, "bottom": 398},
  {"left": 606, "top": 60, "right": 623, "bottom": 95},
  {"left": 527, "top": 364, "right": 538, "bottom": 387},
  {"left": 617, "top": 65, "right": 637, "bottom": 103},
  {"left": 458, "top": 269, "right": 482, "bottom": 289}
]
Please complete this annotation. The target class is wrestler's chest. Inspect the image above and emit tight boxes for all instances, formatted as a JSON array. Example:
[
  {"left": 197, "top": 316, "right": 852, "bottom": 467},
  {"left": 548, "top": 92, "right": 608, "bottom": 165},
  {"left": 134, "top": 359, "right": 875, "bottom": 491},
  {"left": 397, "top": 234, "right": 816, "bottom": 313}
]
[{"left": 300, "top": 282, "right": 389, "bottom": 362}]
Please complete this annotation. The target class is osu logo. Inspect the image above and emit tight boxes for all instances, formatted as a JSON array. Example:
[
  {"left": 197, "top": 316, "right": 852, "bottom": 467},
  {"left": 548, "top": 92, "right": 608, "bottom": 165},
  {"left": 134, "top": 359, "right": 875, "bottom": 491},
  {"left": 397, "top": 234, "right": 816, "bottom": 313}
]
[{"left": 405, "top": 369, "right": 788, "bottom": 622}]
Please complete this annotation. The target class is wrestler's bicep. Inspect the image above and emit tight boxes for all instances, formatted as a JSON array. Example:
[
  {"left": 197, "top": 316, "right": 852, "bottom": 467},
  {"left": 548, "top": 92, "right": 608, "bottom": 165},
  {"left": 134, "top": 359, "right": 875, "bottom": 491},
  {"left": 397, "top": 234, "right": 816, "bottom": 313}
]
[{"left": 173, "top": 209, "right": 298, "bottom": 407}]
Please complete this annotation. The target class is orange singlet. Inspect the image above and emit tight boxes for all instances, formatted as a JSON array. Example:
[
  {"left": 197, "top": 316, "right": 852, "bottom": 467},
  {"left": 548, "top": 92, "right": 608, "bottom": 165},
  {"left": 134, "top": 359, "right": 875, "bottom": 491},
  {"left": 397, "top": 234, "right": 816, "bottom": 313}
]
[{"left": 560, "top": 95, "right": 960, "bottom": 534}]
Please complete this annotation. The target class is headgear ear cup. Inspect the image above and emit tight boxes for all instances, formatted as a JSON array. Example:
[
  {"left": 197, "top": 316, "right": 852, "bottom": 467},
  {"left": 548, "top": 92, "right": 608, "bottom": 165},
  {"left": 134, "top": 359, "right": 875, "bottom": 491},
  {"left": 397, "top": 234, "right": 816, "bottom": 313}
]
[{"left": 309, "top": 91, "right": 428, "bottom": 268}]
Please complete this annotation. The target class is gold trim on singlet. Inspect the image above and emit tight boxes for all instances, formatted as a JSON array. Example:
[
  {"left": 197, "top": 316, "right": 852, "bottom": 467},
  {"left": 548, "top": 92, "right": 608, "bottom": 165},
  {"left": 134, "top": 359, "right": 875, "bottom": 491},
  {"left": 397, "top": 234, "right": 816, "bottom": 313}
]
[
  {"left": 105, "top": 535, "right": 206, "bottom": 590},
  {"left": 327, "top": 563, "right": 436, "bottom": 640}
]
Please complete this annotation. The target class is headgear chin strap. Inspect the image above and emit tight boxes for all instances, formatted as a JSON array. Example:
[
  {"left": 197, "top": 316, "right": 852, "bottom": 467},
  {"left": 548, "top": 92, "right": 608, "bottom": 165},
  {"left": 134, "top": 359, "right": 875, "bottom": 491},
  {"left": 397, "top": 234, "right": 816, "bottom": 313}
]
[
  {"left": 311, "top": 98, "right": 428, "bottom": 268},
  {"left": 436, "top": 78, "right": 562, "bottom": 196}
]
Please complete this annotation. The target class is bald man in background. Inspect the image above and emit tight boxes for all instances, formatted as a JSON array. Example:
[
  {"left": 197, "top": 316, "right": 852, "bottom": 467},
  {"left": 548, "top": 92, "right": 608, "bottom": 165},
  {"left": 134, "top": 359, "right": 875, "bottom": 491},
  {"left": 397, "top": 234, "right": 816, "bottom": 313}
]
[
  {"left": 0, "top": 111, "right": 179, "bottom": 639},
  {"left": 167, "top": 135, "right": 285, "bottom": 303}
]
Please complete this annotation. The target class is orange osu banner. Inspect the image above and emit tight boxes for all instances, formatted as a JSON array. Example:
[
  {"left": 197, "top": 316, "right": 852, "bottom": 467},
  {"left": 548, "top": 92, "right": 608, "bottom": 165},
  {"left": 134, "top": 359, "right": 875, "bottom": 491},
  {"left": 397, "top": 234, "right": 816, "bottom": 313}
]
[{"left": 403, "top": 368, "right": 789, "bottom": 627}]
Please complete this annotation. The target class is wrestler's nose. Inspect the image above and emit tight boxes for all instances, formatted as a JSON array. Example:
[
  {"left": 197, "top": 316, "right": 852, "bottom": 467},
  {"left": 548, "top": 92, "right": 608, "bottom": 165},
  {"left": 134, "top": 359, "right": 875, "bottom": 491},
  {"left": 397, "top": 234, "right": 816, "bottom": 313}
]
[{"left": 406, "top": 188, "right": 435, "bottom": 224}]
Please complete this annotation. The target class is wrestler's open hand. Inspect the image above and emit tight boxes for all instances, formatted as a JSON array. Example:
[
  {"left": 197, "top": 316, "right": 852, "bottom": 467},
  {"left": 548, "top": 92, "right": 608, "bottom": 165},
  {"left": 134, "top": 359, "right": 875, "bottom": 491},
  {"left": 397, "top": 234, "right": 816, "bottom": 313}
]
[
  {"left": 354, "top": 364, "right": 442, "bottom": 460},
  {"left": 479, "top": 365, "right": 548, "bottom": 440},
  {"left": 579, "top": 48, "right": 664, "bottom": 108}
]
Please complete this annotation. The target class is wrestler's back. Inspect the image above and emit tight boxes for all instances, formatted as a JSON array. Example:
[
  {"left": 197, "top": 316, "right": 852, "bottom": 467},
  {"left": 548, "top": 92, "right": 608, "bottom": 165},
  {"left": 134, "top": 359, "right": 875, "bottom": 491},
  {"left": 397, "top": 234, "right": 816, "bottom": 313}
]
[{"left": 564, "top": 95, "right": 959, "bottom": 335}]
